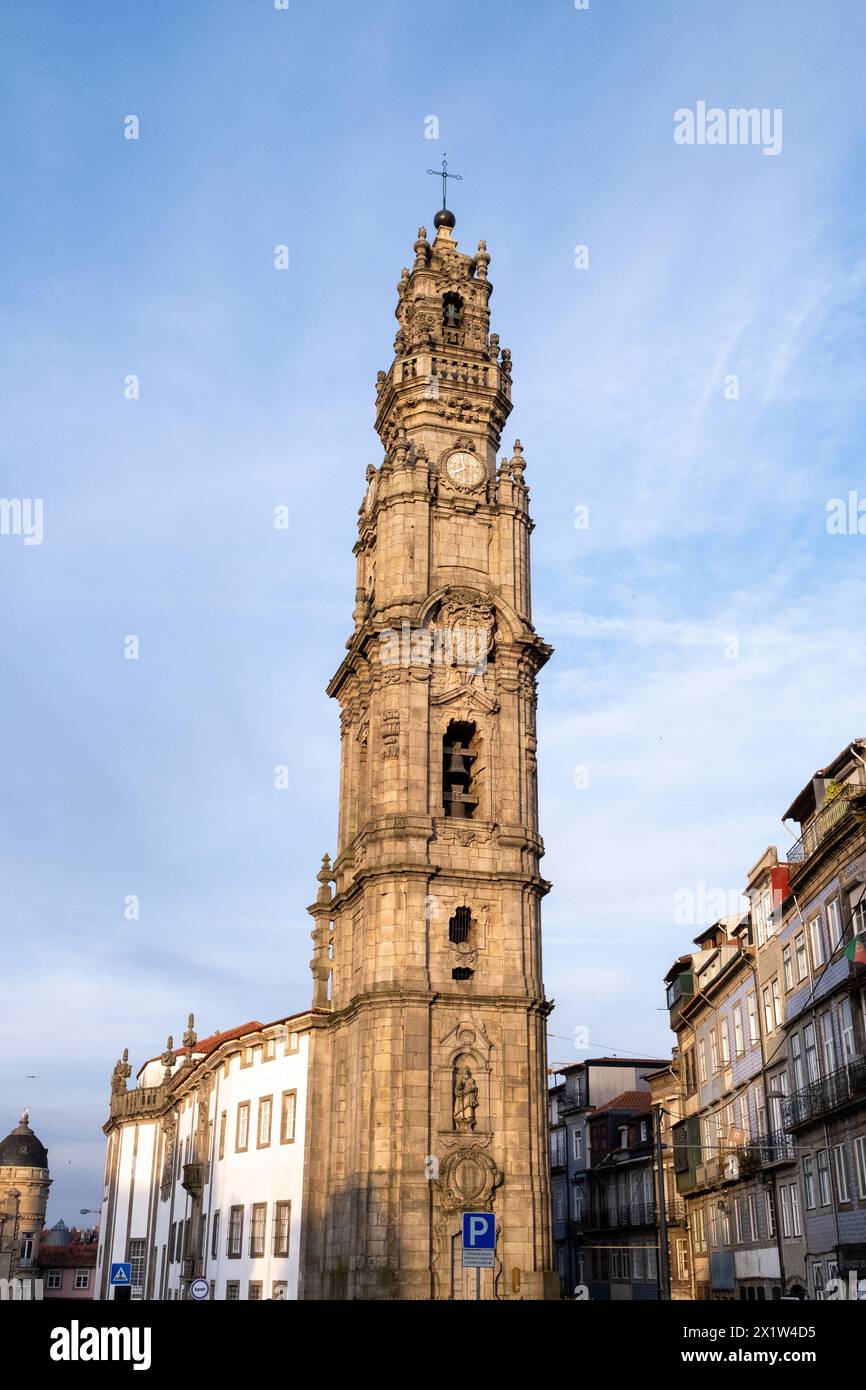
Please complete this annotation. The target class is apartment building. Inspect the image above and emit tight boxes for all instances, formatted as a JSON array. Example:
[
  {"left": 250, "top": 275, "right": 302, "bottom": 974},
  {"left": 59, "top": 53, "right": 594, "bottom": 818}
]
[
  {"left": 548, "top": 1056, "right": 668, "bottom": 1298},
  {"left": 662, "top": 739, "right": 866, "bottom": 1300}
]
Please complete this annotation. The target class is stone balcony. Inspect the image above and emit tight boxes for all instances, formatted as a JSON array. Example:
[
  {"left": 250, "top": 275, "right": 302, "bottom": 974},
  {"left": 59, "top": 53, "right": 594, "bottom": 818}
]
[{"left": 108, "top": 1084, "right": 169, "bottom": 1122}]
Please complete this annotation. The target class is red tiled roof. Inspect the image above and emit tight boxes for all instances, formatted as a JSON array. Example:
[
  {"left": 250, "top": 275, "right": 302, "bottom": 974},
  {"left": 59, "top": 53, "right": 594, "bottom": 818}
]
[
  {"left": 39, "top": 1243, "right": 98, "bottom": 1268},
  {"left": 136, "top": 1010, "right": 315, "bottom": 1076},
  {"left": 591, "top": 1090, "right": 653, "bottom": 1115}
]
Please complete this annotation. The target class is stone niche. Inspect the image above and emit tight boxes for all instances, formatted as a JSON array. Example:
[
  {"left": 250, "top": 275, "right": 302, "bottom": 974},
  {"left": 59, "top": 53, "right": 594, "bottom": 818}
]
[{"left": 437, "top": 1017, "right": 493, "bottom": 1148}]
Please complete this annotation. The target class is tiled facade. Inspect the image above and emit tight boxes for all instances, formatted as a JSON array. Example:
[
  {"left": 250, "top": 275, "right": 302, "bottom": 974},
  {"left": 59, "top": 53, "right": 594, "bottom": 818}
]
[
  {"left": 548, "top": 1058, "right": 668, "bottom": 1298},
  {"left": 663, "top": 739, "right": 866, "bottom": 1301}
]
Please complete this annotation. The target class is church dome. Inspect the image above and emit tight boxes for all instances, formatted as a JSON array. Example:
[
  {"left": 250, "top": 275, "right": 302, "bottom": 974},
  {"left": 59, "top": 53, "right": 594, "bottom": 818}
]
[{"left": 0, "top": 1113, "right": 48, "bottom": 1169}]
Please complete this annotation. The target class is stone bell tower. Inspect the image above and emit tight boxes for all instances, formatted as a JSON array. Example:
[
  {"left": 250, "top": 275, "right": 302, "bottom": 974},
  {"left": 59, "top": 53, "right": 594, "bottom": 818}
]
[{"left": 300, "top": 203, "right": 557, "bottom": 1300}]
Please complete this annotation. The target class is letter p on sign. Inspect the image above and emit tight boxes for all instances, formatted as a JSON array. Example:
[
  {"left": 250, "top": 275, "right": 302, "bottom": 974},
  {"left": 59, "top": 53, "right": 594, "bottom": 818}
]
[{"left": 462, "top": 1212, "right": 495, "bottom": 1249}]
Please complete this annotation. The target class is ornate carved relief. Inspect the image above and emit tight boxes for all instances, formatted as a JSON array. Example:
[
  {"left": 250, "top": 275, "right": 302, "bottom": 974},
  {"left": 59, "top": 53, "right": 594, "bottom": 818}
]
[
  {"left": 437, "top": 1145, "right": 502, "bottom": 1211},
  {"left": 428, "top": 589, "right": 495, "bottom": 671},
  {"left": 159, "top": 1115, "right": 176, "bottom": 1202},
  {"left": 381, "top": 712, "right": 400, "bottom": 759}
]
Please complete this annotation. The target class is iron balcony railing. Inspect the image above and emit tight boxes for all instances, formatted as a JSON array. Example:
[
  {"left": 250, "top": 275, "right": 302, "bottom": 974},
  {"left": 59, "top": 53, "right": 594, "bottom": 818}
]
[
  {"left": 585, "top": 1202, "right": 657, "bottom": 1230},
  {"left": 784, "top": 1059, "right": 866, "bottom": 1128},
  {"left": 735, "top": 1129, "right": 796, "bottom": 1171},
  {"left": 786, "top": 787, "right": 860, "bottom": 869}
]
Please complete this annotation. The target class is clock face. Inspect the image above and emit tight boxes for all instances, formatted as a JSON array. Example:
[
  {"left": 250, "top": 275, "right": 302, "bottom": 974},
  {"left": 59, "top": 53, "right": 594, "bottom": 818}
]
[{"left": 446, "top": 450, "right": 485, "bottom": 488}]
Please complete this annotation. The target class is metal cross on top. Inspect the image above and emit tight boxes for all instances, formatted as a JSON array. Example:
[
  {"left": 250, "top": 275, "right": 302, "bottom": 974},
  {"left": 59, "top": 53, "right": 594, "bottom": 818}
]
[{"left": 427, "top": 153, "right": 462, "bottom": 210}]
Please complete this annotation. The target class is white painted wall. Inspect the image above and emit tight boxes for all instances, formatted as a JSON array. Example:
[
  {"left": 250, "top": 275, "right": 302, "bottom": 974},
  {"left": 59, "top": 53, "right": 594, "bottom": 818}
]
[{"left": 96, "top": 1024, "right": 310, "bottom": 1301}]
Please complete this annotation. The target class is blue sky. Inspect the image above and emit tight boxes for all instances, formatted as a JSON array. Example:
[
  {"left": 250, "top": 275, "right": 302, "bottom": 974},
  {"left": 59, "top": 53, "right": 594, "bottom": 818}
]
[{"left": 2, "top": 0, "right": 866, "bottom": 1220}]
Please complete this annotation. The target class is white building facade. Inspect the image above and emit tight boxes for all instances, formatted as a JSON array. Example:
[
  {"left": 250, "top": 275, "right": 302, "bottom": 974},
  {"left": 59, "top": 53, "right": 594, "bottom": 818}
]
[{"left": 97, "top": 1012, "right": 317, "bottom": 1300}]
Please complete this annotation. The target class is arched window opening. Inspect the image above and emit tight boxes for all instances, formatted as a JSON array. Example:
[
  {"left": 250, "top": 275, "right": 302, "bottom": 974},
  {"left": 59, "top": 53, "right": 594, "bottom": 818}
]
[
  {"left": 443, "top": 721, "right": 477, "bottom": 819},
  {"left": 442, "top": 292, "right": 463, "bottom": 329}
]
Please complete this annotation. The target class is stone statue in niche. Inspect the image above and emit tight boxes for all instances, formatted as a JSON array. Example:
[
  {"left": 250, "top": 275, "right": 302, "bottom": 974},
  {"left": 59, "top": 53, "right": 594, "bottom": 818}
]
[{"left": 453, "top": 1064, "right": 479, "bottom": 1131}]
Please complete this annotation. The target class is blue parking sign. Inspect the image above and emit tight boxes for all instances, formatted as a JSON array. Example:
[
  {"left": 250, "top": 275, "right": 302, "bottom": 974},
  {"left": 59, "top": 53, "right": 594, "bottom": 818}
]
[
  {"left": 462, "top": 1212, "right": 495, "bottom": 1250},
  {"left": 110, "top": 1262, "right": 131, "bottom": 1287}
]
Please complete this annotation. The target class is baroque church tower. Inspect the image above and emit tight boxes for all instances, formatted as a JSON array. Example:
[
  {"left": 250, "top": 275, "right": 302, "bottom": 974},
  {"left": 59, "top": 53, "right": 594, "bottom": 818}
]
[{"left": 300, "top": 204, "right": 557, "bottom": 1300}]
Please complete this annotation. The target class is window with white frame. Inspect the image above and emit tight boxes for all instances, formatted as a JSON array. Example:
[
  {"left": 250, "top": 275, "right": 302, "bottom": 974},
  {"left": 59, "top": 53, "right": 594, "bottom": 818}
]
[
  {"left": 820, "top": 1012, "right": 836, "bottom": 1074},
  {"left": 795, "top": 932, "right": 808, "bottom": 982},
  {"left": 813, "top": 1262, "right": 825, "bottom": 1300},
  {"left": 747, "top": 992, "right": 759, "bottom": 1044},
  {"left": 719, "top": 1205, "right": 730, "bottom": 1246},
  {"left": 802, "top": 1155, "right": 816, "bottom": 1209},
  {"left": 855, "top": 1135, "right": 866, "bottom": 1199},
  {"left": 280, "top": 1090, "right": 297, "bottom": 1145},
  {"left": 735, "top": 1199, "right": 744, "bottom": 1244},
  {"left": 850, "top": 890, "right": 866, "bottom": 936},
  {"left": 46, "top": 1270, "right": 62, "bottom": 1290},
  {"left": 790, "top": 1183, "right": 802, "bottom": 1237},
  {"left": 816, "top": 1150, "right": 831, "bottom": 1206},
  {"left": 235, "top": 1101, "right": 250, "bottom": 1153},
  {"left": 804, "top": 1024, "right": 819, "bottom": 1082},
  {"left": 676, "top": 1238, "right": 690, "bottom": 1281},
  {"left": 710, "top": 1031, "right": 719, "bottom": 1073},
  {"left": 783, "top": 946, "right": 794, "bottom": 992},
  {"left": 699, "top": 1040, "right": 708, "bottom": 1083},
  {"left": 720, "top": 1017, "right": 730, "bottom": 1065},
  {"left": 748, "top": 1194, "right": 757, "bottom": 1241},
  {"left": 572, "top": 1127, "right": 583, "bottom": 1161},
  {"left": 257, "top": 1095, "right": 273, "bottom": 1148},
  {"left": 762, "top": 986, "right": 773, "bottom": 1033},
  {"left": 838, "top": 998, "right": 856, "bottom": 1061},
  {"left": 780, "top": 1185, "right": 791, "bottom": 1238},
  {"left": 765, "top": 1190, "right": 776, "bottom": 1239},
  {"left": 833, "top": 1144, "right": 850, "bottom": 1202},
  {"left": 694, "top": 1206, "right": 707, "bottom": 1253},
  {"left": 74, "top": 1269, "right": 90, "bottom": 1291},
  {"left": 754, "top": 1082, "right": 765, "bottom": 1134},
  {"left": 810, "top": 916, "right": 825, "bottom": 968},
  {"left": 827, "top": 898, "right": 843, "bottom": 949},
  {"left": 733, "top": 1006, "right": 744, "bottom": 1056},
  {"left": 791, "top": 1034, "right": 804, "bottom": 1091},
  {"left": 772, "top": 978, "right": 783, "bottom": 1028}
]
